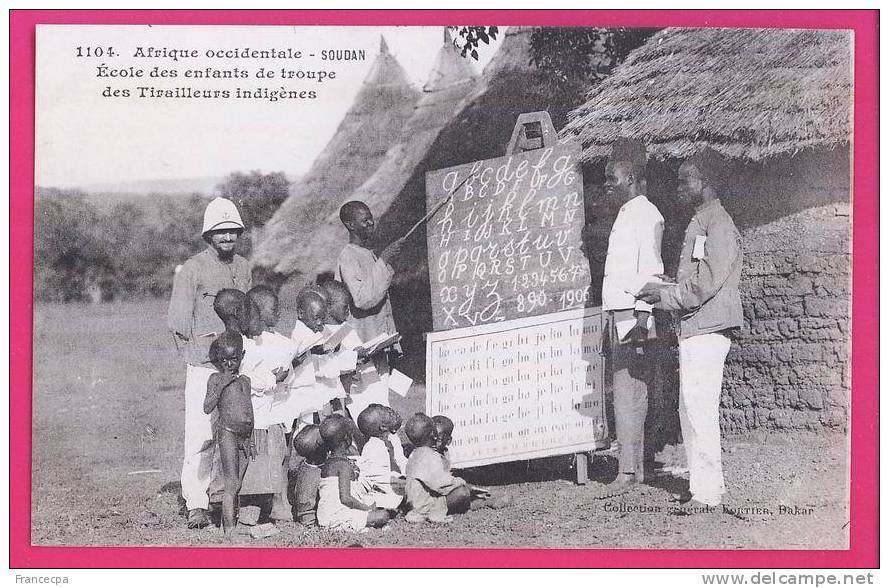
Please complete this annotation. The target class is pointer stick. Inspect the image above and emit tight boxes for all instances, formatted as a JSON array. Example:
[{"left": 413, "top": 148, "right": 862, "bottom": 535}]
[{"left": 399, "top": 173, "right": 475, "bottom": 241}]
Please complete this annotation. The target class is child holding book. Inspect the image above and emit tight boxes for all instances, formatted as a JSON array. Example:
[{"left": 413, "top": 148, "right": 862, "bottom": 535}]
[{"left": 237, "top": 289, "right": 296, "bottom": 521}]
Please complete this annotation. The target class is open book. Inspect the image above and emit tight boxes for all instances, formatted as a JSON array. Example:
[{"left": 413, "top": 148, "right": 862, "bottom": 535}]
[
  {"left": 354, "top": 332, "right": 402, "bottom": 357},
  {"left": 291, "top": 323, "right": 356, "bottom": 364},
  {"left": 320, "top": 322, "right": 354, "bottom": 352}
]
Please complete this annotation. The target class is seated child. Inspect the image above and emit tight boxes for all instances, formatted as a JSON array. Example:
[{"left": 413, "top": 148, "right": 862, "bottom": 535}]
[
  {"left": 384, "top": 406, "right": 408, "bottom": 474},
  {"left": 291, "top": 424, "right": 327, "bottom": 526},
  {"left": 428, "top": 414, "right": 512, "bottom": 511},
  {"left": 356, "top": 405, "right": 405, "bottom": 507},
  {"left": 431, "top": 415, "right": 454, "bottom": 470},
  {"left": 203, "top": 331, "right": 255, "bottom": 538},
  {"left": 403, "top": 413, "right": 470, "bottom": 524},
  {"left": 316, "top": 414, "right": 391, "bottom": 532}
]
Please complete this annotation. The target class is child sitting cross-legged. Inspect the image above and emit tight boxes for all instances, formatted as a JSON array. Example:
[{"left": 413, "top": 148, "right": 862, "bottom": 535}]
[
  {"left": 203, "top": 330, "right": 255, "bottom": 538},
  {"left": 356, "top": 405, "right": 406, "bottom": 508},
  {"left": 431, "top": 415, "right": 454, "bottom": 470},
  {"left": 316, "top": 414, "right": 391, "bottom": 532},
  {"left": 429, "top": 414, "right": 512, "bottom": 512},
  {"left": 385, "top": 406, "right": 408, "bottom": 474},
  {"left": 291, "top": 424, "right": 327, "bottom": 526},
  {"left": 403, "top": 413, "right": 471, "bottom": 524}
]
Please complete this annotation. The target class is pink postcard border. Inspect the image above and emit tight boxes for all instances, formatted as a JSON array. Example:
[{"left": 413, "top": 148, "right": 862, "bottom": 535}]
[{"left": 9, "top": 9, "right": 879, "bottom": 569}]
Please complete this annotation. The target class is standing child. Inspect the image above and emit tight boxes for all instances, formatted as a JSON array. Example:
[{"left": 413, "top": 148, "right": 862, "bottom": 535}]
[
  {"left": 204, "top": 331, "right": 255, "bottom": 538},
  {"left": 213, "top": 289, "right": 247, "bottom": 334},
  {"left": 270, "top": 289, "right": 329, "bottom": 432},
  {"left": 356, "top": 405, "right": 405, "bottom": 508},
  {"left": 315, "top": 280, "right": 361, "bottom": 422},
  {"left": 291, "top": 424, "right": 327, "bottom": 526},
  {"left": 238, "top": 288, "right": 296, "bottom": 522},
  {"left": 403, "top": 413, "right": 470, "bottom": 524},
  {"left": 316, "top": 415, "right": 391, "bottom": 532}
]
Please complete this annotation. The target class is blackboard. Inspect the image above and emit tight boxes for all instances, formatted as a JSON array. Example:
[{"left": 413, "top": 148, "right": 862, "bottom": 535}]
[
  {"left": 425, "top": 141, "right": 591, "bottom": 331},
  {"left": 426, "top": 308, "right": 608, "bottom": 468}
]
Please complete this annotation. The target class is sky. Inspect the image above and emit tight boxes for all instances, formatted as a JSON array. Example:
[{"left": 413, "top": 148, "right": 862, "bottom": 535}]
[{"left": 35, "top": 25, "right": 503, "bottom": 189}]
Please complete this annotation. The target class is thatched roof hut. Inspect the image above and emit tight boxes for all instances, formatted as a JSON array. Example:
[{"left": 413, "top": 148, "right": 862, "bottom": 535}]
[
  {"left": 254, "top": 37, "right": 421, "bottom": 272},
  {"left": 561, "top": 28, "right": 852, "bottom": 162},
  {"left": 268, "top": 28, "right": 478, "bottom": 278}
]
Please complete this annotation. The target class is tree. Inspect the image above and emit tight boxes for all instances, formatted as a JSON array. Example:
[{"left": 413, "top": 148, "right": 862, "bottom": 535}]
[
  {"left": 34, "top": 188, "right": 106, "bottom": 301},
  {"left": 529, "top": 28, "right": 659, "bottom": 83},
  {"left": 448, "top": 26, "right": 499, "bottom": 60},
  {"left": 215, "top": 171, "right": 291, "bottom": 229}
]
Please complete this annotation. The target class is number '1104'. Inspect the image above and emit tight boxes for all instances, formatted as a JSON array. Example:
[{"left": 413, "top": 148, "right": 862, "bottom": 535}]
[{"left": 75, "top": 46, "right": 117, "bottom": 58}]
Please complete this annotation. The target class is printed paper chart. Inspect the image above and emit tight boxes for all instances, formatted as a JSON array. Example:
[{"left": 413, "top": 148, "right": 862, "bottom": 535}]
[{"left": 425, "top": 308, "right": 608, "bottom": 468}]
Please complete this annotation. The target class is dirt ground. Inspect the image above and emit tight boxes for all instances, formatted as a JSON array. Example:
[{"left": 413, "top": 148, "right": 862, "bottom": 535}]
[{"left": 31, "top": 300, "right": 849, "bottom": 549}]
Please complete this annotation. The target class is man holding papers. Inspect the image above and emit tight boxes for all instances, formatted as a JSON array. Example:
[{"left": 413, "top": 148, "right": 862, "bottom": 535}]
[
  {"left": 594, "top": 139, "right": 665, "bottom": 500},
  {"left": 636, "top": 150, "right": 743, "bottom": 510}
]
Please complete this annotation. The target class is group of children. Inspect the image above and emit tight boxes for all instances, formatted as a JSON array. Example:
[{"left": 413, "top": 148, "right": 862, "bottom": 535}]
[{"left": 203, "top": 279, "right": 502, "bottom": 538}]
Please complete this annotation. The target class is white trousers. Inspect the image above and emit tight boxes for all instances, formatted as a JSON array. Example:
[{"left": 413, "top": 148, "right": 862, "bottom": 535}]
[
  {"left": 181, "top": 364, "right": 216, "bottom": 510},
  {"left": 678, "top": 332, "right": 731, "bottom": 506}
]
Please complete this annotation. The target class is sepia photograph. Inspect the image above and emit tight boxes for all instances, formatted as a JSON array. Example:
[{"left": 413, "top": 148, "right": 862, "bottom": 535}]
[{"left": 16, "top": 11, "right": 876, "bottom": 564}]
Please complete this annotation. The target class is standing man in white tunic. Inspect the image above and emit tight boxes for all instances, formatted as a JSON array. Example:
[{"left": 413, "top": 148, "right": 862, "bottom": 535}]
[
  {"left": 335, "top": 201, "right": 404, "bottom": 409},
  {"left": 168, "top": 197, "right": 252, "bottom": 528},
  {"left": 593, "top": 139, "right": 665, "bottom": 499}
]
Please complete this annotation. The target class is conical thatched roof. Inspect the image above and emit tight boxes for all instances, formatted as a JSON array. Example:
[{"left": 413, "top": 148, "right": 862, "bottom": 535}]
[
  {"left": 273, "top": 28, "right": 478, "bottom": 277},
  {"left": 561, "top": 28, "right": 852, "bottom": 162},
  {"left": 253, "top": 37, "right": 421, "bottom": 271}
]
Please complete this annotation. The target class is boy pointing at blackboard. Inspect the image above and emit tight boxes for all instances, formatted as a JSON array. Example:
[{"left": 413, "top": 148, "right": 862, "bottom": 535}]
[{"left": 594, "top": 139, "right": 665, "bottom": 500}]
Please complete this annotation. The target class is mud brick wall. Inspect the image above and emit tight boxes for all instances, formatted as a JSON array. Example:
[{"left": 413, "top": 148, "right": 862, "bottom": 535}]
[{"left": 719, "top": 149, "right": 851, "bottom": 432}]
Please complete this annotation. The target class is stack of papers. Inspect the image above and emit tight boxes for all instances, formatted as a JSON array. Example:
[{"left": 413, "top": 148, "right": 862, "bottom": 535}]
[{"left": 388, "top": 369, "right": 413, "bottom": 397}]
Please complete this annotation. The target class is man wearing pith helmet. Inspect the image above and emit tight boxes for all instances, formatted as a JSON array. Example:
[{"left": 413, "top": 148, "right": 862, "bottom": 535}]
[{"left": 168, "top": 197, "right": 252, "bottom": 529}]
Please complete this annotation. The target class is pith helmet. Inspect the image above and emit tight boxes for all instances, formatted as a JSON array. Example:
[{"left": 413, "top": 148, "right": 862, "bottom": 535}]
[{"left": 202, "top": 197, "right": 245, "bottom": 237}]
